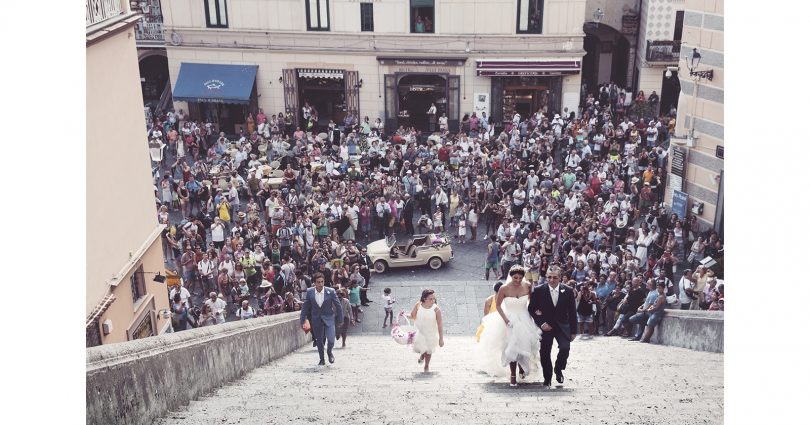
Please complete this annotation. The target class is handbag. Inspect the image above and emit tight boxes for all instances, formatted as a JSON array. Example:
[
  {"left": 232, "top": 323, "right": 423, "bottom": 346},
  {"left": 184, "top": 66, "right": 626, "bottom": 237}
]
[{"left": 666, "top": 294, "right": 678, "bottom": 305}]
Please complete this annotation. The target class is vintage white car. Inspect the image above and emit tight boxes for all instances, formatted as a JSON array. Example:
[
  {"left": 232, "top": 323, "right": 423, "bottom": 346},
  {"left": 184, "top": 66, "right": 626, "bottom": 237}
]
[{"left": 366, "top": 234, "right": 454, "bottom": 273}]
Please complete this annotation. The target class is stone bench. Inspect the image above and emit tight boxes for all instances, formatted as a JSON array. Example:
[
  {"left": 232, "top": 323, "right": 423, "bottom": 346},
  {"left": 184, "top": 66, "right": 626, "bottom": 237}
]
[
  {"left": 86, "top": 313, "right": 310, "bottom": 425},
  {"left": 651, "top": 309, "right": 724, "bottom": 353}
]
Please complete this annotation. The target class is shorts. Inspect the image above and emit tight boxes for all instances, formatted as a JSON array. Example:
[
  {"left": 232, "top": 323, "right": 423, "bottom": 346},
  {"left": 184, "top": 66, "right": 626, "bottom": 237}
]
[
  {"left": 525, "top": 271, "right": 539, "bottom": 282},
  {"left": 577, "top": 313, "right": 594, "bottom": 323},
  {"left": 485, "top": 261, "right": 499, "bottom": 270}
]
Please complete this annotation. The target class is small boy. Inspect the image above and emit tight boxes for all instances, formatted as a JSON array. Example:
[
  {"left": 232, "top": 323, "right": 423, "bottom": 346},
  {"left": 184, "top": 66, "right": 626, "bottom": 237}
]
[{"left": 382, "top": 288, "right": 396, "bottom": 328}]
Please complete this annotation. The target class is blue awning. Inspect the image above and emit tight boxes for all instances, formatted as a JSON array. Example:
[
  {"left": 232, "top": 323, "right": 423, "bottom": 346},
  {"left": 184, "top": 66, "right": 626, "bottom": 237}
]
[{"left": 172, "top": 63, "right": 258, "bottom": 104}]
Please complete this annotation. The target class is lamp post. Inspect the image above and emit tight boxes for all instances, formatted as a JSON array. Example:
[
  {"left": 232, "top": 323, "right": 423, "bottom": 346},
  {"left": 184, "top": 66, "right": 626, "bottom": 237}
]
[
  {"left": 684, "top": 47, "right": 714, "bottom": 146},
  {"left": 593, "top": 8, "right": 604, "bottom": 27}
]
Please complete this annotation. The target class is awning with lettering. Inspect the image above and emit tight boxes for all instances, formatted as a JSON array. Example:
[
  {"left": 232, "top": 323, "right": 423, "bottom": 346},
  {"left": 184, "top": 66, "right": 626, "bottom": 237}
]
[
  {"left": 172, "top": 63, "right": 258, "bottom": 104},
  {"left": 298, "top": 69, "right": 344, "bottom": 80},
  {"left": 476, "top": 59, "right": 581, "bottom": 77}
]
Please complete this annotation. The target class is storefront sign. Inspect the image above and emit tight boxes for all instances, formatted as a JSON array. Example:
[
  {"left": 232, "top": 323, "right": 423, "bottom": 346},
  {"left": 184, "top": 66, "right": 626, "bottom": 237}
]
[
  {"left": 394, "top": 67, "right": 454, "bottom": 74},
  {"left": 476, "top": 70, "right": 579, "bottom": 77},
  {"left": 377, "top": 57, "right": 467, "bottom": 67},
  {"left": 194, "top": 98, "right": 227, "bottom": 103},
  {"left": 622, "top": 14, "right": 639, "bottom": 35},
  {"left": 672, "top": 190, "right": 689, "bottom": 219},
  {"left": 671, "top": 146, "right": 687, "bottom": 177}
]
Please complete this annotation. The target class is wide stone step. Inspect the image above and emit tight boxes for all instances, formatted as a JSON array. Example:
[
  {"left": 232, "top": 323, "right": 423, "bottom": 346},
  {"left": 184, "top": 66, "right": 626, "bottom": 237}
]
[{"left": 156, "top": 335, "right": 724, "bottom": 424}]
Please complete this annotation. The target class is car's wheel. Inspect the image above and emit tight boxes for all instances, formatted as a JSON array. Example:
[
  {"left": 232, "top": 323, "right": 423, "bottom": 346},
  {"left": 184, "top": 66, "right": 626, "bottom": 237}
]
[
  {"left": 428, "top": 257, "right": 443, "bottom": 270},
  {"left": 374, "top": 260, "right": 388, "bottom": 273}
]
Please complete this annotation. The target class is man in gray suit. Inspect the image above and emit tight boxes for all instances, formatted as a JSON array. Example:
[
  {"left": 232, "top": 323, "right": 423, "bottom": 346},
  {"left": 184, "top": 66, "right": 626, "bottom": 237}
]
[{"left": 300, "top": 272, "right": 344, "bottom": 366}]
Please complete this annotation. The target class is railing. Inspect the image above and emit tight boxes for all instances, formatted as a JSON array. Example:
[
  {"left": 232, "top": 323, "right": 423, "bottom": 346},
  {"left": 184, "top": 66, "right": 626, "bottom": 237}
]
[
  {"left": 646, "top": 40, "right": 682, "bottom": 63},
  {"left": 86, "top": 0, "right": 126, "bottom": 28},
  {"left": 136, "top": 21, "right": 164, "bottom": 42}
]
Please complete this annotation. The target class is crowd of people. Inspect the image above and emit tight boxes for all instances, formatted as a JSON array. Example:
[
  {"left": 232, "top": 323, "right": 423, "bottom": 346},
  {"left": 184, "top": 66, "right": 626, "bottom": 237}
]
[{"left": 146, "top": 82, "right": 723, "bottom": 333}]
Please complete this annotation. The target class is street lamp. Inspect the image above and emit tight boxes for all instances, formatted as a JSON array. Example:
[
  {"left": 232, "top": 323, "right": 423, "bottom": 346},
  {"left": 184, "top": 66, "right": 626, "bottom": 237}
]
[
  {"left": 593, "top": 8, "right": 605, "bottom": 27},
  {"left": 687, "top": 48, "right": 713, "bottom": 81}
]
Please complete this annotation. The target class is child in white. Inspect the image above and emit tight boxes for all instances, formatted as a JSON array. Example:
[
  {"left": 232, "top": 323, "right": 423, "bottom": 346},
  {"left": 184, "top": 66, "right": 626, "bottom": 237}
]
[
  {"left": 382, "top": 288, "right": 395, "bottom": 328},
  {"left": 457, "top": 217, "right": 467, "bottom": 244}
]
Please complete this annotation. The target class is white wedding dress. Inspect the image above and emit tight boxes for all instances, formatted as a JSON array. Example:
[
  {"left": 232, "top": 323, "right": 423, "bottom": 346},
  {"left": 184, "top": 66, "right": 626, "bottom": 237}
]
[{"left": 476, "top": 295, "right": 541, "bottom": 377}]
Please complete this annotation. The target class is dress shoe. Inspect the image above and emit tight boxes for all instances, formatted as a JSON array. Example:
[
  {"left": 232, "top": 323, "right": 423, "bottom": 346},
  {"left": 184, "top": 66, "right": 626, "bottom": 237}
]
[
  {"left": 328, "top": 353, "right": 335, "bottom": 363},
  {"left": 542, "top": 380, "right": 551, "bottom": 387},
  {"left": 555, "top": 369, "right": 564, "bottom": 384},
  {"left": 630, "top": 336, "right": 642, "bottom": 341},
  {"left": 361, "top": 303, "right": 369, "bottom": 306},
  {"left": 318, "top": 359, "right": 325, "bottom": 366}
]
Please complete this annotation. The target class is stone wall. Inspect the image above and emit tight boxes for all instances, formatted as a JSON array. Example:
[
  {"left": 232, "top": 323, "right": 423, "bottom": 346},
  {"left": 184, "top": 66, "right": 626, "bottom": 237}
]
[
  {"left": 86, "top": 313, "right": 310, "bottom": 425},
  {"left": 652, "top": 309, "right": 724, "bottom": 353}
]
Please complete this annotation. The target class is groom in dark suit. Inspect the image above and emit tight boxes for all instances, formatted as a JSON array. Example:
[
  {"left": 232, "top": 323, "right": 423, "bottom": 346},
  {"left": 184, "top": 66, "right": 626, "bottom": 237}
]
[
  {"left": 300, "top": 272, "right": 344, "bottom": 366},
  {"left": 528, "top": 265, "right": 577, "bottom": 386}
]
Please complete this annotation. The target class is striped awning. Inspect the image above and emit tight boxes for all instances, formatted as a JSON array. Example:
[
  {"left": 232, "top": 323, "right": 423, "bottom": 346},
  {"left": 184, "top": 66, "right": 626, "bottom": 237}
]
[
  {"left": 476, "top": 59, "right": 581, "bottom": 77},
  {"left": 298, "top": 68, "right": 344, "bottom": 80},
  {"left": 86, "top": 294, "right": 116, "bottom": 328}
]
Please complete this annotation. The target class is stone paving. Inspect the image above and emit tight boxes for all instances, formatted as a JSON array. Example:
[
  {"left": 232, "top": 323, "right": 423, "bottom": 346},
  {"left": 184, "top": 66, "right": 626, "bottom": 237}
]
[
  {"left": 156, "top": 334, "right": 724, "bottom": 424},
  {"left": 157, "top": 231, "right": 723, "bottom": 424}
]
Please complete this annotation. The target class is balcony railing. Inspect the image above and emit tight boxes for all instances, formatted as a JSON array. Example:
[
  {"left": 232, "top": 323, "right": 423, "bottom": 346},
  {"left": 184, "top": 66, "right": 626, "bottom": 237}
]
[
  {"left": 87, "top": 0, "right": 126, "bottom": 28},
  {"left": 646, "top": 40, "right": 682, "bottom": 63},
  {"left": 136, "top": 21, "right": 164, "bottom": 42}
]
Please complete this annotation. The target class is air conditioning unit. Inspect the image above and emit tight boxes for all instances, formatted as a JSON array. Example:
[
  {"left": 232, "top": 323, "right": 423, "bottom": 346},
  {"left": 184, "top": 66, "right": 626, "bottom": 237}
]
[{"left": 102, "top": 319, "right": 114, "bottom": 335}]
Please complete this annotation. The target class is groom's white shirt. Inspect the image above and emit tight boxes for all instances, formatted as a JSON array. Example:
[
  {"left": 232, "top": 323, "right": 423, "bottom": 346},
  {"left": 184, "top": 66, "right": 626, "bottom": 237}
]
[
  {"left": 549, "top": 285, "right": 559, "bottom": 307},
  {"left": 315, "top": 288, "right": 325, "bottom": 307}
]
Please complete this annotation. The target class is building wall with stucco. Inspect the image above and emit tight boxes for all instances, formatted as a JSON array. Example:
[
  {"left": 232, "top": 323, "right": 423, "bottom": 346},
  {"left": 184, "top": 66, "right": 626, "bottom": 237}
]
[
  {"left": 87, "top": 3, "right": 171, "bottom": 345},
  {"left": 665, "top": 0, "right": 723, "bottom": 232},
  {"left": 161, "top": 0, "right": 588, "bottom": 125}
]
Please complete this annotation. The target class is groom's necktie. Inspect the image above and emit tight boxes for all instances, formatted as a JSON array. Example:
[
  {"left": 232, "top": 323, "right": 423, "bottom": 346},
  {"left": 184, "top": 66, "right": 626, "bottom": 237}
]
[{"left": 550, "top": 287, "right": 559, "bottom": 307}]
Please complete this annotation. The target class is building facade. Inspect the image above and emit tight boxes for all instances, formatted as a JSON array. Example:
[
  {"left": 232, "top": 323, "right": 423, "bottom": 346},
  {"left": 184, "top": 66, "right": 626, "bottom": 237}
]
[
  {"left": 160, "top": 0, "right": 587, "bottom": 135},
  {"left": 87, "top": 0, "right": 171, "bottom": 346},
  {"left": 666, "top": 0, "right": 723, "bottom": 235}
]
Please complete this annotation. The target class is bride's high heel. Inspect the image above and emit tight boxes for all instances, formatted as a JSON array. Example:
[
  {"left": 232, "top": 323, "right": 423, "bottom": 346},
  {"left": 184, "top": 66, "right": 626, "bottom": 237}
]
[{"left": 510, "top": 375, "right": 517, "bottom": 387}]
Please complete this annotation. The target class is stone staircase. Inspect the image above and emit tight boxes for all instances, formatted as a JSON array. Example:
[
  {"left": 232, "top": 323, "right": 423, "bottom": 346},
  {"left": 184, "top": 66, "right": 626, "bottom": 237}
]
[{"left": 156, "top": 334, "right": 723, "bottom": 425}]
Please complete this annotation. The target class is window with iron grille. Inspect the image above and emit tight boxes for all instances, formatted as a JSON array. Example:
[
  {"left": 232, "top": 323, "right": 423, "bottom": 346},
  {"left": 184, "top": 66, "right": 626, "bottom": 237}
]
[
  {"left": 360, "top": 3, "right": 374, "bottom": 32},
  {"left": 306, "top": 0, "right": 330, "bottom": 31},
  {"left": 204, "top": 0, "right": 228, "bottom": 28},
  {"left": 131, "top": 265, "right": 146, "bottom": 303}
]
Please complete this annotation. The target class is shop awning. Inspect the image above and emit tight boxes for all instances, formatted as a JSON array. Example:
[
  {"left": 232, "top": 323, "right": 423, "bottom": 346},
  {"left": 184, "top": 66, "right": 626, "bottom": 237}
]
[
  {"left": 476, "top": 59, "right": 581, "bottom": 77},
  {"left": 298, "top": 68, "right": 344, "bottom": 80},
  {"left": 86, "top": 294, "right": 116, "bottom": 328},
  {"left": 173, "top": 63, "right": 258, "bottom": 104}
]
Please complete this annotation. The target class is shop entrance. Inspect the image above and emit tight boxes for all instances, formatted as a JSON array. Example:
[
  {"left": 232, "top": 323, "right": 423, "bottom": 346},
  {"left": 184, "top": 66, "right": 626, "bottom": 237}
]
[
  {"left": 396, "top": 74, "right": 447, "bottom": 131},
  {"left": 298, "top": 74, "right": 346, "bottom": 130},
  {"left": 190, "top": 102, "right": 248, "bottom": 136},
  {"left": 501, "top": 77, "right": 550, "bottom": 121}
]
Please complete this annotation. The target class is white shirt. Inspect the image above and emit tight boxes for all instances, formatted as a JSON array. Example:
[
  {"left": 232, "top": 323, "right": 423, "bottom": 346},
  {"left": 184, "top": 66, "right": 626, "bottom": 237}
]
[
  {"left": 315, "top": 288, "right": 325, "bottom": 307},
  {"left": 170, "top": 287, "right": 191, "bottom": 306},
  {"left": 549, "top": 284, "right": 560, "bottom": 307}
]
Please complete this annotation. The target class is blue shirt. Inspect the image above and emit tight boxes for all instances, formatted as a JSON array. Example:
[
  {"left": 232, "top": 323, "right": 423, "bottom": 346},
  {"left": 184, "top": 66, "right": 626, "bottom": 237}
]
[
  {"left": 642, "top": 290, "right": 660, "bottom": 310},
  {"left": 595, "top": 282, "right": 614, "bottom": 300}
]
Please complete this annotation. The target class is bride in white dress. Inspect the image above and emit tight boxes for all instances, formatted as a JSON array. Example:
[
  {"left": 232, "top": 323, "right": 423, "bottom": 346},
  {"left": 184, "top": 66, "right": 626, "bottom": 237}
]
[{"left": 476, "top": 265, "right": 541, "bottom": 386}]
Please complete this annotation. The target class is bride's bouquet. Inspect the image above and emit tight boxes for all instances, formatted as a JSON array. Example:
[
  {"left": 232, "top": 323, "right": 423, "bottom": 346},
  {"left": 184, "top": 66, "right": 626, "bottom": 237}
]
[{"left": 391, "top": 310, "right": 418, "bottom": 345}]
